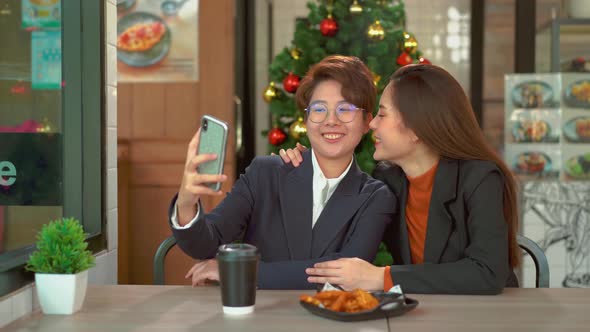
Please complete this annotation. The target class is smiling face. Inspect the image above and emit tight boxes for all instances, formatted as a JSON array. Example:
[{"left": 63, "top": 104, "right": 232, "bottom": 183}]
[
  {"left": 306, "top": 79, "right": 371, "bottom": 163},
  {"left": 369, "top": 82, "right": 418, "bottom": 163}
]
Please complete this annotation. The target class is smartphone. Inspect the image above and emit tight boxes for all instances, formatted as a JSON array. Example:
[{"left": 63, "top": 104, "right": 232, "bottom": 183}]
[{"left": 197, "top": 115, "right": 229, "bottom": 191}]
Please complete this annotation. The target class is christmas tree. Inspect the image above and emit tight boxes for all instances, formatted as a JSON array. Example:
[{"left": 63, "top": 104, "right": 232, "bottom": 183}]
[
  {"left": 263, "top": 0, "right": 429, "bottom": 266},
  {"left": 263, "top": 0, "right": 429, "bottom": 176}
]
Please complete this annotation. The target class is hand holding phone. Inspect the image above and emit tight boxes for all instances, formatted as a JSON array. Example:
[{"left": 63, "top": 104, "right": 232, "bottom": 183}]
[
  {"left": 176, "top": 115, "right": 229, "bottom": 225},
  {"left": 196, "top": 115, "right": 229, "bottom": 191}
]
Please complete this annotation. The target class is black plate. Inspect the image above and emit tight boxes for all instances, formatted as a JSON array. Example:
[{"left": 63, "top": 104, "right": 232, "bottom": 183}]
[{"left": 300, "top": 291, "right": 418, "bottom": 322}]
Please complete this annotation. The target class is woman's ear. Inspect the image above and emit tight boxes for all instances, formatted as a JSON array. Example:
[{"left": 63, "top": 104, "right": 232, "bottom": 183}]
[{"left": 409, "top": 129, "right": 419, "bottom": 143}]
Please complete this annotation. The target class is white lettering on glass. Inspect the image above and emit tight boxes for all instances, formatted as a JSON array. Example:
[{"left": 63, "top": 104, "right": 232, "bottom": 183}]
[{"left": 0, "top": 161, "right": 17, "bottom": 186}]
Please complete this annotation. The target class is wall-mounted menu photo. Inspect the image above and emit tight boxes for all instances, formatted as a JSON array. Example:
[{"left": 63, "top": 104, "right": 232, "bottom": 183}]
[
  {"left": 562, "top": 109, "right": 590, "bottom": 143},
  {"left": 505, "top": 144, "right": 561, "bottom": 180},
  {"left": 117, "top": 0, "right": 199, "bottom": 82},
  {"left": 562, "top": 145, "right": 590, "bottom": 181},
  {"left": 505, "top": 74, "right": 561, "bottom": 110},
  {"left": 506, "top": 109, "right": 561, "bottom": 144},
  {"left": 562, "top": 73, "right": 590, "bottom": 109}
]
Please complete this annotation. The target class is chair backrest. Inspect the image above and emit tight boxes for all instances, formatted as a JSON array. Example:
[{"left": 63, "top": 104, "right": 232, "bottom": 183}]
[
  {"left": 153, "top": 235, "right": 178, "bottom": 285},
  {"left": 154, "top": 234, "right": 550, "bottom": 287},
  {"left": 517, "top": 234, "right": 550, "bottom": 288}
]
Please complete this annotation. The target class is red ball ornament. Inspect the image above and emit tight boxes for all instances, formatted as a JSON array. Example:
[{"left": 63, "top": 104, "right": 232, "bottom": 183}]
[
  {"left": 419, "top": 56, "right": 431, "bottom": 65},
  {"left": 320, "top": 17, "right": 339, "bottom": 37},
  {"left": 268, "top": 127, "right": 287, "bottom": 146},
  {"left": 282, "top": 72, "right": 301, "bottom": 93},
  {"left": 397, "top": 52, "right": 413, "bottom": 66}
]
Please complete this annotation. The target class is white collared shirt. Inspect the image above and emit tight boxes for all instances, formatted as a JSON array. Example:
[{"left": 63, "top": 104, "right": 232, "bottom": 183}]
[
  {"left": 171, "top": 150, "right": 353, "bottom": 230},
  {"left": 311, "top": 150, "right": 353, "bottom": 228},
  {"left": 171, "top": 199, "right": 200, "bottom": 229}
]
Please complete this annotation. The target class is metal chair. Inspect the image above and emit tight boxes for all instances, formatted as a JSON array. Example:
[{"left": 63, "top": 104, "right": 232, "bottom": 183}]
[
  {"left": 153, "top": 235, "right": 177, "bottom": 285},
  {"left": 517, "top": 234, "right": 550, "bottom": 288},
  {"left": 153, "top": 234, "right": 550, "bottom": 288}
]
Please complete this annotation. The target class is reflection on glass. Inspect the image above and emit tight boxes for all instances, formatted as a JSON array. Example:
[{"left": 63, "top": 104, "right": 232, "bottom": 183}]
[{"left": 0, "top": 0, "right": 63, "bottom": 255}]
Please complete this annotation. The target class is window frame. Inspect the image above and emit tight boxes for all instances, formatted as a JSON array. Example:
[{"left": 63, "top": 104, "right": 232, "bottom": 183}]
[{"left": 0, "top": 0, "right": 104, "bottom": 297}]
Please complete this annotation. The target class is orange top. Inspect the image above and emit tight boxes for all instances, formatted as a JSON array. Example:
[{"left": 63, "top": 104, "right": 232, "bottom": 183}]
[
  {"left": 383, "top": 161, "right": 439, "bottom": 291},
  {"left": 405, "top": 161, "right": 438, "bottom": 264}
]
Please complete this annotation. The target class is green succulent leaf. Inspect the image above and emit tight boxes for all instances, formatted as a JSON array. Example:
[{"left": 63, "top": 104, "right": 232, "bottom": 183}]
[{"left": 25, "top": 217, "right": 95, "bottom": 274}]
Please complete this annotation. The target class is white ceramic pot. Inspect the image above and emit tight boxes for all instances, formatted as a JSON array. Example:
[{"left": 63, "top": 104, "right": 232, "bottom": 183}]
[
  {"left": 567, "top": 0, "right": 590, "bottom": 18},
  {"left": 35, "top": 270, "right": 88, "bottom": 315}
]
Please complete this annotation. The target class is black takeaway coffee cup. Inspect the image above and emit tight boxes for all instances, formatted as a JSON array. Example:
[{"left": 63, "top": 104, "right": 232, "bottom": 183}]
[{"left": 216, "top": 243, "right": 260, "bottom": 315}]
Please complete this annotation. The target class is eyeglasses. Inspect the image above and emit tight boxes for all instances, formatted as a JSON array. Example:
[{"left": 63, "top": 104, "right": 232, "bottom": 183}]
[{"left": 304, "top": 102, "right": 364, "bottom": 123}]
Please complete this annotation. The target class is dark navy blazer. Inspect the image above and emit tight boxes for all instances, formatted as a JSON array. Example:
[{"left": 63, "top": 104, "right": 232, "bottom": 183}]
[{"left": 170, "top": 150, "right": 396, "bottom": 289}]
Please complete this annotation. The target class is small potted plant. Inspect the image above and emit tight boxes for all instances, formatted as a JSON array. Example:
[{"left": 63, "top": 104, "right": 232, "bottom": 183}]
[{"left": 26, "top": 217, "right": 95, "bottom": 315}]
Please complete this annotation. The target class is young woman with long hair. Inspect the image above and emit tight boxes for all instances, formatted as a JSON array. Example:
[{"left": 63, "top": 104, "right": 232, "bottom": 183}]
[{"left": 282, "top": 64, "right": 519, "bottom": 294}]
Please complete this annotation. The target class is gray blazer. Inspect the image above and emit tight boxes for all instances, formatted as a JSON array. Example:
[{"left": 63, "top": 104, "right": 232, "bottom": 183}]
[
  {"left": 170, "top": 150, "right": 396, "bottom": 289},
  {"left": 375, "top": 158, "right": 516, "bottom": 295}
]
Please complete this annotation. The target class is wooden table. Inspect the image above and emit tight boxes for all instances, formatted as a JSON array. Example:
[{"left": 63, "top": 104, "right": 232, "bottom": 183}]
[{"left": 3, "top": 286, "right": 590, "bottom": 331}]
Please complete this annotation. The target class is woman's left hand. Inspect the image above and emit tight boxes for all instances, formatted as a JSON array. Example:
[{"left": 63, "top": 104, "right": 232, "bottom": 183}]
[
  {"left": 186, "top": 259, "right": 220, "bottom": 287},
  {"left": 306, "top": 258, "right": 385, "bottom": 291}
]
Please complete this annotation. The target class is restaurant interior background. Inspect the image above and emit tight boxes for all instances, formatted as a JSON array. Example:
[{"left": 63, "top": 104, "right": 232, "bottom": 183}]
[
  {"left": 116, "top": 0, "right": 590, "bottom": 289},
  {"left": 1, "top": 0, "right": 590, "bottom": 326}
]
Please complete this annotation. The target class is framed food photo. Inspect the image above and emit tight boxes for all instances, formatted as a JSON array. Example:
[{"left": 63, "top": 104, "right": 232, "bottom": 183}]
[
  {"left": 116, "top": 0, "right": 199, "bottom": 82},
  {"left": 562, "top": 73, "right": 590, "bottom": 109},
  {"left": 505, "top": 74, "right": 561, "bottom": 111},
  {"left": 562, "top": 109, "right": 590, "bottom": 144},
  {"left": 562, "top": 145, "right": 590, "bottom": 181},
  {"left": 505, "top": 144, "right": 561, "bottom": 180},
  {"left": 506, "top": 109, "right": 561, "bottom": 144}
]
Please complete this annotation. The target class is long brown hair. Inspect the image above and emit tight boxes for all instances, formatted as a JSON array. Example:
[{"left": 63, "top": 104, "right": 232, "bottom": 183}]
[{"left": 389, "top": 64, "right": 520, "bottom": 267}]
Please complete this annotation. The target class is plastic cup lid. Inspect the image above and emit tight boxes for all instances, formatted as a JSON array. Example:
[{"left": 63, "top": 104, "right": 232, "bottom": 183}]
[{"left": 217, "top": 243, "right": 259, "bottom": 258}]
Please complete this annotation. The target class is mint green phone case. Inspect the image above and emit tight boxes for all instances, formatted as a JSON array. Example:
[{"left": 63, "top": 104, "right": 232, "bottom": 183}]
[{"left": 197, "top": 115, "right": 228, "bottom": 191}]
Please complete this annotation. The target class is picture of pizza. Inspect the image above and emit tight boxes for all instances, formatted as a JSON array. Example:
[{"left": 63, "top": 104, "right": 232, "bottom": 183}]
[{"left": 117, "top": 21, "right": 166, "bottom": 52}]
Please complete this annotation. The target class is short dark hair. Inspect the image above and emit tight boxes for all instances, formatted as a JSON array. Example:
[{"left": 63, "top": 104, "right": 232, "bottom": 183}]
[{"left": 295, "top": 55, "right": 376, "bottom": 114}]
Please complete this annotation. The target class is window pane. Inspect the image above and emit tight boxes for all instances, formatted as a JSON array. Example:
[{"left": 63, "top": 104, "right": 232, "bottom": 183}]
[{"left": 0, "top": 0, "right": 63, "bottom": 254}]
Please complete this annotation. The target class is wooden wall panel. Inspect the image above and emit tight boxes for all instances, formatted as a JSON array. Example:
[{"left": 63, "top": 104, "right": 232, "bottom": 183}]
[
  {"left": 164, "top": 245, "right": 196, "bottom": 285},
  {"left": 198, "top": 0, "right": 236, "bottom": 158},
  {"left": 128, "top": 187, "right": 178, "bottom": 285},
  {"left": 117, "top": 84, "right": 133, "bottom": 140},
  {"left": 117, "top": 0, "right": 235, "bottom": 285},
  {"left": 130, "top": 164, "right": 184, "bottom": 187},
  {"left": 131, "top": 85, "right": 166, "bottom": 138},
  {"left": 117, "top": 142, "right": 130, "bottom": 284},
  {"left": 164, "top": 83, "right": 200, "bottom": 139},
  {"left": 128, "top": 140, "right": 187, "bottom": 164}
]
